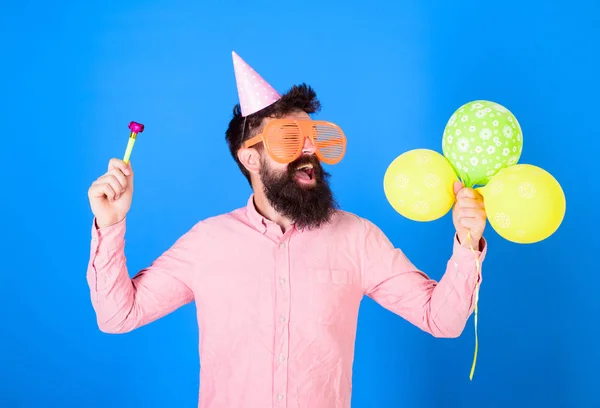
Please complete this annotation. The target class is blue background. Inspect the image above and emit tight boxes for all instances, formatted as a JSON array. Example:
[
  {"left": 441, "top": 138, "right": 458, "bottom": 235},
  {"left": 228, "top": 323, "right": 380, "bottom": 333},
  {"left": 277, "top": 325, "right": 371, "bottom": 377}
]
[{"left": 1, "top": 0, "right": 598, "bottom": 407}]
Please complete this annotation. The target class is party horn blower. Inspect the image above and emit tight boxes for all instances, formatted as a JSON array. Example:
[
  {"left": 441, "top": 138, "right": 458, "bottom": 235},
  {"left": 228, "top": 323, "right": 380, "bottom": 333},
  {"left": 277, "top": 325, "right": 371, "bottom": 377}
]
[{"left": 123, "top": 121, "right": 145, "bottom": 164}]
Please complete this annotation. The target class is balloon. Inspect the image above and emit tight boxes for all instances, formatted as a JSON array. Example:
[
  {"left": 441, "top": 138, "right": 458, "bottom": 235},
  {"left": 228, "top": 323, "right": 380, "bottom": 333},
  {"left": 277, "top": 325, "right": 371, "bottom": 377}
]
[
  {"left": 478, "top": 164, "right": 566, "bottom": 244},
  {"left": 384, "top": 149, "right": 459, "bottom": 222},
  {"left": 442, "top": 100, "right": 523, "bottom": 187}
]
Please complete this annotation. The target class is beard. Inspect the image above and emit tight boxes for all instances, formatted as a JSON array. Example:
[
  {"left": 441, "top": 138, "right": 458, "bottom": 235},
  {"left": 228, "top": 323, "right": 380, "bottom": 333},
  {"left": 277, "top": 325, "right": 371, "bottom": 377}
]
[{"left": 259, "top": 154, "right": 338, "bottom": 230}]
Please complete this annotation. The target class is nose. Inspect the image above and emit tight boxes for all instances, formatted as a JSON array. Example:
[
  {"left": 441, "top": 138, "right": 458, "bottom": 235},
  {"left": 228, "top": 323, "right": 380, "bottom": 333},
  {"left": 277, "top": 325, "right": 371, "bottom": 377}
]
[{"left": 302, "top": 136, "right": 317, "bottom": 155}]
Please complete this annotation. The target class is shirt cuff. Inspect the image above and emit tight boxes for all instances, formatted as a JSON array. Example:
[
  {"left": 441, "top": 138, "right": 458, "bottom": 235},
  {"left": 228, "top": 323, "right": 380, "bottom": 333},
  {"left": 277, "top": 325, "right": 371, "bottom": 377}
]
[
  {"left": 90, "top": 217, "right": 127, "bottom": 253},
  {"left": 452, "top": 233, "right": 487, "bottom": 259},
  {"left": 450, "top": 233, "right": 487, "bottom": 282}
]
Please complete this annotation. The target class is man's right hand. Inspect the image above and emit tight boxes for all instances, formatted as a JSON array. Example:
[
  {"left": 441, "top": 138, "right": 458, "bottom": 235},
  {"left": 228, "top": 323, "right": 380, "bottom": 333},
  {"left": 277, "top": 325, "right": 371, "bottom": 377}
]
[{"left": 88, "top": 158, "right": 134, "bottom": 229}]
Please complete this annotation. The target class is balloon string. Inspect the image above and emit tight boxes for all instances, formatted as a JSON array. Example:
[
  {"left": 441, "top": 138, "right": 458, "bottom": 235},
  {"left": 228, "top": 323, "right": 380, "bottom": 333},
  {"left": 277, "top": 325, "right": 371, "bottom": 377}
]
[{"left": 467, "top": 230, "right": 481, "bottom": 381}]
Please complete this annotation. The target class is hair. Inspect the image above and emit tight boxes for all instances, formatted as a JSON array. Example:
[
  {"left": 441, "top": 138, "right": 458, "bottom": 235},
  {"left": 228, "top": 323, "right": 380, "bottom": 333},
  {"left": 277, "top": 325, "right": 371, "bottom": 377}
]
[{"left": 225, "top": 83, "right": 322, "bottom": 185}]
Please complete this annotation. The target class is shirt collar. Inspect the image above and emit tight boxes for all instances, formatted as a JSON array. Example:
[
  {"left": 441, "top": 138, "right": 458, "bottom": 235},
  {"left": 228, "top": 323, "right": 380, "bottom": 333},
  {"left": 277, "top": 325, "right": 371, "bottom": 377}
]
[
  {"left": 245, "top": 194, "right": 304, "bottom": 235},
  {"left": 246, "top": 194, "right": 268, "bottom": 234}
]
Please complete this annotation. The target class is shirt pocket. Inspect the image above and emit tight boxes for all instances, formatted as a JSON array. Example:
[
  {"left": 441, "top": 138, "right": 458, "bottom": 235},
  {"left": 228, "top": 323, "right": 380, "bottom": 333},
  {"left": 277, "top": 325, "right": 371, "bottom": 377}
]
[{"left": 309, "top": 268, "right": 356, "bottom": 325}]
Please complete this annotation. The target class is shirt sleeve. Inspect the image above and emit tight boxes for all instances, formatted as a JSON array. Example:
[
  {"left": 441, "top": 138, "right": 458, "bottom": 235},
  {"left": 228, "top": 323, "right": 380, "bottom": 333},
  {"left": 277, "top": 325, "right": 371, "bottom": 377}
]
[
  {"left": 360, "top": 219, "right": 486, "bottom": 338},
  {"left": 86, "top": 217, "right": 198, "bottom": 334}
]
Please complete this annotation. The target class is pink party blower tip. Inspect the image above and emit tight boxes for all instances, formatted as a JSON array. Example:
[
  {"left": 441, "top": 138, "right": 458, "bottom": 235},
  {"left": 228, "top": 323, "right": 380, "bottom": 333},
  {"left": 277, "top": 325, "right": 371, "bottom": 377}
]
[
  {"left": 123, "top": 121, "right": 145, "bottom": 164},
  {"left": 129, "top": 121, "right": 145, "bottom": 134}
]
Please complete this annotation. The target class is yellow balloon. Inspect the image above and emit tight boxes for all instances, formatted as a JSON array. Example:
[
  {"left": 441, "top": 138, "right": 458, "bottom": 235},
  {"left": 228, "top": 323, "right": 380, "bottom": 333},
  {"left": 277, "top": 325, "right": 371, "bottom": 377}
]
[
  {"left": 478, "top": 164, "right": 566, "bottom": 244},
  {"left": 383, "top": 149, "right": 459, "bottom": 222}
]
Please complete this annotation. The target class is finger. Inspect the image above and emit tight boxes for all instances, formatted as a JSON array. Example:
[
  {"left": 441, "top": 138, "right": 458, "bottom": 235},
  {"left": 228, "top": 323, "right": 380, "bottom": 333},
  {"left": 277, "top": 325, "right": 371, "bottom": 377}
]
[
  {"left": 97, "top": 174, "right": 125, "bottom": 192},
  {"left": 106, "top": 168, "right": 128, "bottom": 191},
  {"left": 459, "top": 207, "right": 486, "bottom": 218},
  {"left": 102, "top": 183, "right": 118, "bottom": 201},
  {"left": 459, "top": 216, "right": 485, "bottom": 231},
  {"left": 95, "top": 175, "right": 125, "bottom": 198},
  {"left": 108, "top": 158, "right": 132, "bottom": 176},
  {"left": 89, "top": 182, "right": 117, "bottom": 201},
  {"left": 453, "top": 180, "right": 464, "bottom": 195},
  {"left": 456, "top": 197, "right": 484, "bottom": 210},
  {"left": 458, "top": 209, "right": 486, "bottom": 221},
  {"left": 457, "top": 188, "right": 478, "bottom": 200}
]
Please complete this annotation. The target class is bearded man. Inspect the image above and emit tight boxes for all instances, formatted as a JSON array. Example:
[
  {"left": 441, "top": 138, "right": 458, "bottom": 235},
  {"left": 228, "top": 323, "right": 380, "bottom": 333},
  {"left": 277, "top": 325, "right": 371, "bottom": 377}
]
[{"left": 86, "top": 51, "right": 488, "bottom": 408}]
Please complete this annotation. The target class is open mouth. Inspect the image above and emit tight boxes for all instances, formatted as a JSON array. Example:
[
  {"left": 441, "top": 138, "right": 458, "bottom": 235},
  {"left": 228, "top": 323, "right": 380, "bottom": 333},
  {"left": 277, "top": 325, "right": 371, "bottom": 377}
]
[{"left": 294, "top": 163, "right": 315, "bottom": 182}]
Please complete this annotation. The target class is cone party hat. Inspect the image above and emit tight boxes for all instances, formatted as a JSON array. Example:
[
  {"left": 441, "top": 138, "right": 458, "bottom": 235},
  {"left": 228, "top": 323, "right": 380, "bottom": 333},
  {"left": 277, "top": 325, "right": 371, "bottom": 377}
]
[{"left": 232, "top": 51, "right": 281, "bottom": 117}]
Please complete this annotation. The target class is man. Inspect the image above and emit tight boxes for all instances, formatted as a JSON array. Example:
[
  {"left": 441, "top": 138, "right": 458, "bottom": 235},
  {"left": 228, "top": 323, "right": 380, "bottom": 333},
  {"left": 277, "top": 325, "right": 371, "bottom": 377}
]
[{"left": 86, "top": 51, "right": 487, "bottom": 408}]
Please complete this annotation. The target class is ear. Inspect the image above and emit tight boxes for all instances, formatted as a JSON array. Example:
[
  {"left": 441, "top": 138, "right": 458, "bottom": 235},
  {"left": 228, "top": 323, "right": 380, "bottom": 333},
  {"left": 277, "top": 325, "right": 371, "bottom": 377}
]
[{"left": 237, "top": 147, "right": 262, "bottom": 174}]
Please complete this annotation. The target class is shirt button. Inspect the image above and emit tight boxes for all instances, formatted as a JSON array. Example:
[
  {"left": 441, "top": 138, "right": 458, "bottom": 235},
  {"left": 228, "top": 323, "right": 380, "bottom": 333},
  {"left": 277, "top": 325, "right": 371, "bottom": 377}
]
[
  {"left": 279, "top": 242, "right": 285, "bottom": 249},
  {"left": 277, "top": 394, "right": 284, "bottom": 401},
  {"left": 279, "top": 277, "right": 286, "bottom": 284},
  {"left": 279, "top": 315, "right": 286, "bottom": 323},
  {"left": 278, "top": 354, "right": 285, "bottom": 362}
]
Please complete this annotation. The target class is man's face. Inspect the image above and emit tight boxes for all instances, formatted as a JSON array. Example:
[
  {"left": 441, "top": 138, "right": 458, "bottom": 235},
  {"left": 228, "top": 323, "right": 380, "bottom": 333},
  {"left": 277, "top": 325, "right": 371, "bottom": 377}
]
[{"left": 257, "top": 111, "right": 338, "bottom": 229}]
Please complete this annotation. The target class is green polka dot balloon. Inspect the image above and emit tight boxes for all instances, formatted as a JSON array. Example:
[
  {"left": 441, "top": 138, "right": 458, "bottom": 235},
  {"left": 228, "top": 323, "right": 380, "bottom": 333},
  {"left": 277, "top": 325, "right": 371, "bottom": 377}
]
[{"left": 442, "top": 100, "right": 523, "bottom": 187}]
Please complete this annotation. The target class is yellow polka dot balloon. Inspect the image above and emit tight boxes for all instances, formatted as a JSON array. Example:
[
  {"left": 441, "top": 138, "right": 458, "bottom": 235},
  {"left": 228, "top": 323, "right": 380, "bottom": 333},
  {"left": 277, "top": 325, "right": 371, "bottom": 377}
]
[
  {"left": 384, "top": 149, "right": 459, "bottom": 222},
  {"left": 477, "top": 164, "right": 566, "bottom": 243}
]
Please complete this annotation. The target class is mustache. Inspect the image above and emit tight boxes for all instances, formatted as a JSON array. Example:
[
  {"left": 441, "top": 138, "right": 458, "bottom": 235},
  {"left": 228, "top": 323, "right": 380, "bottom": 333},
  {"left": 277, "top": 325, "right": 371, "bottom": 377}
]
[{"left": 287, "top": 154, "right": 323, "bottom": 173}]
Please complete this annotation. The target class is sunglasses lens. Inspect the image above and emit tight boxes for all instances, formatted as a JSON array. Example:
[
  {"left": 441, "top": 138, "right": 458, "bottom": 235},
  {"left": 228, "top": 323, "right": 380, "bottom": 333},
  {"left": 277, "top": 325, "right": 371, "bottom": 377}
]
[
  {"left": 264, "top": 122, "right": 303, "bottom": 163},
  {"left": 312, "top": 123, "right": 346, "bottom": 164}
]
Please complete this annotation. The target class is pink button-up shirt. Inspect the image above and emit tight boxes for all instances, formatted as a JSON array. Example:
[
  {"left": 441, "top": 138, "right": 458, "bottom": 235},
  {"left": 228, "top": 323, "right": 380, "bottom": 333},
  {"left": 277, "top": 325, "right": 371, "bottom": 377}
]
[{"left": 87, "top": 195, "right": 486, "bottom": 408}]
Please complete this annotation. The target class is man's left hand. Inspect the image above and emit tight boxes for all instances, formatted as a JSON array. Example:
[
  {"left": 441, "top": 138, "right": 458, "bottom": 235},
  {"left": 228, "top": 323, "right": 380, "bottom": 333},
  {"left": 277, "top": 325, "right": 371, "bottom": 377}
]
[{"left": 452, "top": 181, "right": 487, "bottom": 250}]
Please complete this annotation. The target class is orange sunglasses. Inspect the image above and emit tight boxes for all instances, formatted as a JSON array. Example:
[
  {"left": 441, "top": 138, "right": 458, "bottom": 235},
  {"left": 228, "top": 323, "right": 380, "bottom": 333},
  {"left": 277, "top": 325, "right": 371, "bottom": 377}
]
[{"left": 242, "top": 119, "right": 347, "bottom": 165}]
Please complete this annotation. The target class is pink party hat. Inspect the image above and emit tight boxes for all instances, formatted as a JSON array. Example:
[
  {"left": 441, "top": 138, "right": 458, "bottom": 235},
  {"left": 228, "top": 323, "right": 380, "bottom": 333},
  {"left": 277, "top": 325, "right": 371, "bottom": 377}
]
[{"left": 232, "top": 51, "right": 281, "bottom": 117}]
